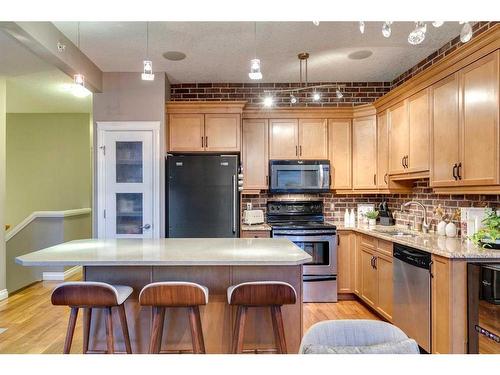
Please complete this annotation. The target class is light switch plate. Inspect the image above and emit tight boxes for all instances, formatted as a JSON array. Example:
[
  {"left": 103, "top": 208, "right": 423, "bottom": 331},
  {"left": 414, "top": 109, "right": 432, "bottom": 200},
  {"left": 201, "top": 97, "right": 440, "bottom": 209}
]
[{"left": 246, "top": 203, "right": 252, "bottom": 210}]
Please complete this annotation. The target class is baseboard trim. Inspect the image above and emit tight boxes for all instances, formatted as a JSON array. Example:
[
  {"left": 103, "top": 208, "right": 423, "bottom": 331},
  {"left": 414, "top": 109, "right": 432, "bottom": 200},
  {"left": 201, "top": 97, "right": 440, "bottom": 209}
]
[
  {"left": 42, "top": 266, "right": 82, "bottom": 281},
  {"left": 0, "top": 289, "right": 8, "bottom": 301}
]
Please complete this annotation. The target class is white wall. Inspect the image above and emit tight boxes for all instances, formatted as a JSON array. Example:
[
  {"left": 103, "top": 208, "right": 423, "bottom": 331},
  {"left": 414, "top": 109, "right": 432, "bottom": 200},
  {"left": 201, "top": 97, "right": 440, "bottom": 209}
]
[
  {"left": 0, "top": 78, "right": 7, "bottom": 297},
  {"left": 92, "top": 72, "right": 169, "bottom": 237}
]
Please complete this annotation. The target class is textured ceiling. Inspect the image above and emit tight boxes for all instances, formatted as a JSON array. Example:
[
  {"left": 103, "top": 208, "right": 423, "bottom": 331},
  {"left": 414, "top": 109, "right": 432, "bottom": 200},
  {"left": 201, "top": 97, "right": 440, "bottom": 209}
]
[{"left": 53, "top": 21, "right": 464, "bottom": 83}]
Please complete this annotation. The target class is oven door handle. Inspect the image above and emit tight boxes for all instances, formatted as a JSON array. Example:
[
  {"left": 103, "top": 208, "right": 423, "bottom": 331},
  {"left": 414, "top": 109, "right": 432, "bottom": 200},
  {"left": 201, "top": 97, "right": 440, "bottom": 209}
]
[{"left": 303, "top": 275, "right": 337, "bottom": 282}]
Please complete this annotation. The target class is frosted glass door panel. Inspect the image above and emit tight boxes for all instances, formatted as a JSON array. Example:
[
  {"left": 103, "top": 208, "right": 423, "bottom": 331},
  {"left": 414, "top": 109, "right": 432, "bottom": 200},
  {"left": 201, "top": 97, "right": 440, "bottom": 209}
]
[
  {"left": 116, "top": 193, "right": 143, "bottom": 234},
  {"left": 116, "top": 142, "right": 143, "bottom": 183}
]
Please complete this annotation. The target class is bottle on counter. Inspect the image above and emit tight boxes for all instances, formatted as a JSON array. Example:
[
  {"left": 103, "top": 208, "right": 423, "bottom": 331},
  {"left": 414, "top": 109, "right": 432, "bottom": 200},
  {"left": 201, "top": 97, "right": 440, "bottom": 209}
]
[
  {"left": 344, "top": 209, "right": 350, "bottom": 228},
  {"left": 350, "top": 209, "right": 356, "bottom": 228}
]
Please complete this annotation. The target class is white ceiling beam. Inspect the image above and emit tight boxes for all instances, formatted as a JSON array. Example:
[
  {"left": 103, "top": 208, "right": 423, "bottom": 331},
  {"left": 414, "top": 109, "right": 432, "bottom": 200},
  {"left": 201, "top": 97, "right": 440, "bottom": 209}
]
[{"left": 0, "top": 22, "right": 102, "bottom": 92}]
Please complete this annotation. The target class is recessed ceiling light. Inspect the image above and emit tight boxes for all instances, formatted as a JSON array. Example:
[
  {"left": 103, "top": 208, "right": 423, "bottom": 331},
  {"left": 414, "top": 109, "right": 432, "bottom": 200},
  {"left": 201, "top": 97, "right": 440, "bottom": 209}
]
[
  {"left": 348, "top": 50, "right": 373, "bottom": 60},
  {"left": 162, "top": 51, "right": 187, "bottom": 61}
]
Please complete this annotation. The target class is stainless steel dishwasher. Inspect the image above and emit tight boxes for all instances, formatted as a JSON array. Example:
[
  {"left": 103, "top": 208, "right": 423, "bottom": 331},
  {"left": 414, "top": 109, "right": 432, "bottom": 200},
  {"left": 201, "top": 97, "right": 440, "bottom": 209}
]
[{"left": 393, "top": 243, "right": 432, "bottom": 353}]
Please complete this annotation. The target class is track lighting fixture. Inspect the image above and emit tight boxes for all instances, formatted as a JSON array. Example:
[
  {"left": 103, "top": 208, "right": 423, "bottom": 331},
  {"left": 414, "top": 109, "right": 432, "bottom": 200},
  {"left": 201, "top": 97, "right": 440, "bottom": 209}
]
[
  {"left": 359, "top": 21, "right": 365, "bottom": 34},
  {"left": 290, "top": 94, "right": 298, "bottom": 105},
  {"left": 460, "top": 22, "right": 473, "bottom": 43},
  {"left": 312, "top": 21, "right": 320, "bottom": 26},
  {"left": 408, "top": 22, "right": 427, "bottom": 45},
  {"left": 432, "top": 21, "right": 444, "bottom": 28},
  {"left": 382, "top": 22, "right": 392, "bottom": 38}
]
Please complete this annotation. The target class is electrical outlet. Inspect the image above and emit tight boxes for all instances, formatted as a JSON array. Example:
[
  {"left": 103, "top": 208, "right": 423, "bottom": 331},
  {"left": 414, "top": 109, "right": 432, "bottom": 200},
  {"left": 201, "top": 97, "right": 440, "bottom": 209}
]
[
  {"left": 246, "top": 203, "right": 252, "bottom": 210},
  {"left": 330, "top": 203, "right": 334, "bottom": 210}
]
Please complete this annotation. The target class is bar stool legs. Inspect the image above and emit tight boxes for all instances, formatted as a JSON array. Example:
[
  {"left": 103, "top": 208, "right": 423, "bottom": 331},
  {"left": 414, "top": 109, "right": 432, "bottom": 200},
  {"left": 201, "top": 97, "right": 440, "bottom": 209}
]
[
  {"left": 232, "top": 306, "right": 247, "bottom": 354},
  {"left": 188, "top": 306, "right": 205, "bottom": 354},
  {"left": 63, "top": 307, "right": 79, "bottom": 354},
  {"left": 150, "top": 307, "right": 165, "bottom": 354},
  {"left": 83, "top": 308, "right": 92, "bottom": 354},
  {"left": 270, "top": 306, "right": 287, "bottom": 354}
]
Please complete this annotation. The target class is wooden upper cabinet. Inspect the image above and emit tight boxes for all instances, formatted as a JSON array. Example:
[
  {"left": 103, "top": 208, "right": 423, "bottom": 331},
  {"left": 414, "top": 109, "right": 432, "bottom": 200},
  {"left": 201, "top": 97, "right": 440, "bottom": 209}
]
[
  {"left": 242, "top": 119, "right": 268, "bottom": 190},
  {"left": 431, "top": 73, "right": 460, "bottom": 187},
  {"left": 298, "top": 119, "right": 328, "bottom": 159},
  {"left": 168, "top": 114, "right": 205, "bottom": 152},
  {"left": 388, "top": 100, "right": 409, "bottom": 175},
  {"left": 269, "top": 119, "right": 299, "bottom": 159},
  {"left": 204, "top": 114, "right": 241, "bottom": 152},
  {"left": 328, "top": 119, "right": 352, "bottom": 190},
  {"left": 352, "top": 116, "right": 377, "bottom": 189},
  {"left": 460, "top": 51, "right": 499, "bottom": 186},
  {"left": 408, "top": 88, "right": 430, "bottom": 173},
  {"left": 376, "top": 112, "right": 389, "bottom": 188}
]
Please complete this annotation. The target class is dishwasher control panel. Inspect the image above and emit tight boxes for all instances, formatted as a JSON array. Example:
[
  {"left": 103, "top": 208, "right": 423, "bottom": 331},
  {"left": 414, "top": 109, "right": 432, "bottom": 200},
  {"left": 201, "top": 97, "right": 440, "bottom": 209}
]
[{"left": 393, "top": 244, "right": 431, "bottom": 270}]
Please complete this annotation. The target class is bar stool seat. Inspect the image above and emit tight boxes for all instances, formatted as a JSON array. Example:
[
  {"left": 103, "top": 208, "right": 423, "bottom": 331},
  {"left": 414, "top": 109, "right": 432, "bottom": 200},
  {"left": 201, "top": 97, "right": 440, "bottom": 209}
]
[
  {"left": 51, "top": 281, "right": 133, "bottom": 354},
  {"left": 228, "top": 281, "right": 297, "bottom": 354},
  {"left": 139, "top": 282, "right": 208, "bottom": 354}
]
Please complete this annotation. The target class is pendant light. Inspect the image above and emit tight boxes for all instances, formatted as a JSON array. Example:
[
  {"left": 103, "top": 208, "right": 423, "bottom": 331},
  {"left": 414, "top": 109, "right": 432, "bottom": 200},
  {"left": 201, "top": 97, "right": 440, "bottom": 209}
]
[
  {"left": 382, "top": 22, "right": 392, "bottom": 38},
  {"left": 142, "top": 22, "right": 155, "bottom": 81},
  {"left": 359, "top": 21, "right": 365, "bottom": 34},
  {"left": 248, "top": 22, "right": 263, "bottom": 80},
  {"left": 460, "top": 22, "right": 473, "bottom": 43},
  {"left": 432, "top": 21, "right": 444, "bottom": 28},
  {"left": 408, "top": 22, "right": 427, "bottom": 45},
  {"left": 72, "top": 22, "right": 90, "bottom": 98}
]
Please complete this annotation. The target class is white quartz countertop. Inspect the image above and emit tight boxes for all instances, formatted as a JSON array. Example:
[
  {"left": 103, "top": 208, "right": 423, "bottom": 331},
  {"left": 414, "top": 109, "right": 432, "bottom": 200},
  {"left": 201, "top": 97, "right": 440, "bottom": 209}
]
[
  {"left": 333, "top": 223, "right": 500, "bottom": 259},
  {"left": 15, "top": 238, "right": 312, "bottom": 267}
]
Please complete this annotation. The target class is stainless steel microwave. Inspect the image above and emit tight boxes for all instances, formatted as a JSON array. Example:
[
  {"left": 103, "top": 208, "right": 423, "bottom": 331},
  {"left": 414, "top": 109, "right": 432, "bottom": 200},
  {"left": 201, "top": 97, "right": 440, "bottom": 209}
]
[{"left": 269, "top": 160, "right": 330, "bottom": 193}]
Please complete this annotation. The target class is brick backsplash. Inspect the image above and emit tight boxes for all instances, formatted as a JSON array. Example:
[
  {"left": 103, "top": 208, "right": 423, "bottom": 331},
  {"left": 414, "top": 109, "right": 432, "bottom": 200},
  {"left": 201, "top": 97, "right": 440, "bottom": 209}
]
[
  {"left": 391, "top": 21, "right": 498, "bottom": 88},
  {"left": 241, "top": 179, "right": 500, "bottom": 234},
  {"left": 171, "top": 82, "right": 391, "bottom": 107}
]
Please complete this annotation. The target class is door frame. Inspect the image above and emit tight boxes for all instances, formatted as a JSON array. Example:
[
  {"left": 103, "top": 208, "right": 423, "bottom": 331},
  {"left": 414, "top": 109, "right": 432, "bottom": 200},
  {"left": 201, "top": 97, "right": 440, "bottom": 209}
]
[{"left": 96, "top": 121, "right": 161, "bottom": 239}]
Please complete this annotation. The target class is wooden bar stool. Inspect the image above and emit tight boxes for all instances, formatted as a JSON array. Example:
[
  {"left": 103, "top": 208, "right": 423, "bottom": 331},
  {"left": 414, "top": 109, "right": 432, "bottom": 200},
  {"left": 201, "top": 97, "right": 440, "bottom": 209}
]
[
  {"left": 139, "top": 282, "right": 209, "bottom": 354},
  {"left": 51, "top": 281, "right": 133, "bottom": 354},
  {"left": 227, "top": 281, "right": 297, "bottom": 354}
]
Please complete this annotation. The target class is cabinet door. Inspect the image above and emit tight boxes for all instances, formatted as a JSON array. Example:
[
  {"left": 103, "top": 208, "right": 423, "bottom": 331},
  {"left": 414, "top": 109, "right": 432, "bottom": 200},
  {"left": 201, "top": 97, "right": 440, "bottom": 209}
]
[
  {"left": 352, "top": 116, "right": 377, "bottom": 189},
  {"left": 388, "top": 100, "right": 409, "bottom": 175},
  {"left": 328, "top": 119, "right": 352, "bottom": 190},
  {"left": 337, "top": 231, "right": 355, "bottom": 293},
  {"left": 431, "top": 73, "right": 460, "bottom": 187},
  {"left": 269, "top": 119, "right": 299, "bottom": 159},
  {"left": 376, "top": 253, "right": 393, "bottom": 322},
  {"left": 168, "top": 114, "right": 205, "bottom": 152},
  {"left": 460, "top": 51, "right": 499, "bottom": 186},
  {"left": 360, "top": 246, "right": 378, "bottom": 308},
  {"left": 431, "top": 255, "right": 450, "bottom": 354},
  {"left": 376, "top": 112, "right": 389, "bottom": 188},
  {"left": 242, "top": 119, "right": 268, "bottom": 190},
  {"left": 408, "top": 89, "right": 430, "bottom": 173},
  {"left": 298, "top": 119, "right": 328, "bottom": 159},
  {"left": 204, "top": 114, "right": 241, "bottom": 152},
  {"left": 354, "top": 235, "right": 361, "bottom": 295}
]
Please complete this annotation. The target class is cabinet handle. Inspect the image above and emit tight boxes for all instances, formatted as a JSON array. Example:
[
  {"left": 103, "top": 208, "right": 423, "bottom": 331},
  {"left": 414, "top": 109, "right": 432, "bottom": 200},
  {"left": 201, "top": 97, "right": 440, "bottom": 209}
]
[
  {"left": 452, "top": 163, "right": 458, "bottom": 180},
  {"left": 205, "top": 136, "right": 208, "bottom": 148},
  {"left": 457, "top": 162, "right": 462, "bottom": 180},
  {"left": 299, "top": 145, "right": 302, "bottom": 156},
  {"left": 201, "top": 136, "right": 204, "bottom": 148},
  {"left": 373, "top": 174, "right": 376, "bottom": 185},
  {"left": 337, "top": 235, "right": 340, "bottom": 246},
  {"left": 429, "top": 260, "right": 434, "bottom": 279},
  {"left": 373, "top": 256, "right": 377, "bottom": 270},
  {"left": 370, "top": 256, "right": 375, "bottom": 268},
  {"left": 384, "top": 173, "right": 388, "bottom": 185},
  {"left": 295, "top": 145, "right": 298, "bottom": 156},
  {"left": 405, "top": 155, "right": 409, "bottom": 168},
  {"left": 401, "top": 156, "right": 405, "bottom": 168}
]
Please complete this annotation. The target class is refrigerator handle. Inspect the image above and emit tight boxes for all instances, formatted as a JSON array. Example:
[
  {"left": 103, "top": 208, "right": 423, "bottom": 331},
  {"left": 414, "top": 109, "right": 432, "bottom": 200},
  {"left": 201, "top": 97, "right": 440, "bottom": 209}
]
[{"left": 232, "top": 174, "right": 237, "bottom": 234}]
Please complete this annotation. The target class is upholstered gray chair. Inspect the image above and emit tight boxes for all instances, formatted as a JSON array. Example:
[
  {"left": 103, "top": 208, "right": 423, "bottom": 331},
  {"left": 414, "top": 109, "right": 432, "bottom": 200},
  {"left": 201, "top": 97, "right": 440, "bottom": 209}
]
[{"left": 299, "top": 320, "right": 420, "bottom": 354}]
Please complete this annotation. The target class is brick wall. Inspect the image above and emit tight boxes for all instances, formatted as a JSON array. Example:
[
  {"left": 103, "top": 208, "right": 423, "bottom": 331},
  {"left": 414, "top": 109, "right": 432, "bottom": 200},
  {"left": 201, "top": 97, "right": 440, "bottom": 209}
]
[
  {"left": 391, "top": 21, "right": 498, "bottom": 88},
  {"left": 241, "top": 179, "right": 500, "bottom": 234},
  {"left": 170, "top": 82, "right": 391, "bottom": 107}
]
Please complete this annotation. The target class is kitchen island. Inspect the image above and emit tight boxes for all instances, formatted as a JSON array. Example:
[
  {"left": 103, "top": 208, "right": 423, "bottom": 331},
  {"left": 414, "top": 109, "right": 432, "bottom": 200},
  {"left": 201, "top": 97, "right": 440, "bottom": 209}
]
[{"left": 16, "top": 238, "right": 311, "bottom": 354}]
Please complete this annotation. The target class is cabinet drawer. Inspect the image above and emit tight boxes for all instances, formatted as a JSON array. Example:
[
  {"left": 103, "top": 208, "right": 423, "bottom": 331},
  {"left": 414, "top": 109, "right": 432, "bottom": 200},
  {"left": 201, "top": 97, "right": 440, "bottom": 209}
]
[
  {"left": 377, "top": 239, "right": 393, "bottom": 257},
  {"left": 240, "top": 230, "right": 271, "bottom": 238},
  {"left": 359, "top": 234, "right": 376, "bottom": 249}
]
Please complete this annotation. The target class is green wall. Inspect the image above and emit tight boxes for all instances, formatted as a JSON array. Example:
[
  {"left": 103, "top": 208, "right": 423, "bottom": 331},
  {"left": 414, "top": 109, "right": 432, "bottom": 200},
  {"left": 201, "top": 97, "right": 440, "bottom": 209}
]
[
  {"left": 0, "top": 78, "right": 6, "bottom": 293},
  {"left": 6, "top": 113, "right": 91, "bottom": 227}
]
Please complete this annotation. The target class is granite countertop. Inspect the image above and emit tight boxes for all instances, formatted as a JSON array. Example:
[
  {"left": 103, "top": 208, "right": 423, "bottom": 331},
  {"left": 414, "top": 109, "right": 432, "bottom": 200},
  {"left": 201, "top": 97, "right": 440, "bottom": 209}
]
[
  {"left": 332, "top": 223, "right": 500, "bottom": 260},
  {"left": 240, "top": 223, "right": 272, "bottom": 231},
  {"left": 15, "top": 238, "right": 311, "bottom": 267}
]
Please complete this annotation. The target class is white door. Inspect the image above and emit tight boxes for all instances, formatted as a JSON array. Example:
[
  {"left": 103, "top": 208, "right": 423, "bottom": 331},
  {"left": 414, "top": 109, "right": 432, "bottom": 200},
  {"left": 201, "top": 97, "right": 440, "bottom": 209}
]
[{"left": 97, "top": 123, "right": 159, "bottom": 239}]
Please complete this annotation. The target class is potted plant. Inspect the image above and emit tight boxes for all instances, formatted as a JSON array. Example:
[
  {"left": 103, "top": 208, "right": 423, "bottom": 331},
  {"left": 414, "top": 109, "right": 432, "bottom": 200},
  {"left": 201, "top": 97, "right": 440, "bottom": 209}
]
[
  {"left": 470, "top": 209, "right": 500, "bottom": 249},
  {"left": 365, "top": 210, "right": 379, "bottom": 228}
]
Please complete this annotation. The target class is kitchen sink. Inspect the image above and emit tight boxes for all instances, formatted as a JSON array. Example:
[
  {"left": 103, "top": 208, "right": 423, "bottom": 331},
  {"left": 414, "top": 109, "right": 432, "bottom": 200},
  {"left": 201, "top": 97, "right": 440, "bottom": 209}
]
[{"left": 371, "top": 229, "right": 419, "bottom": 238}]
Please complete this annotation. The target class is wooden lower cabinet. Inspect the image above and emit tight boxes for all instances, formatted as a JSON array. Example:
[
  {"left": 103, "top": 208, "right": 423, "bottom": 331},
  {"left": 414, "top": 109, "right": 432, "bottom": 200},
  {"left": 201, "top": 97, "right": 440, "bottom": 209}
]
[
  {"left": 375, "top": 252, "right": 393, "bottom": 321},
  {"left": 240, "top": 230, "right": 271, "bottom": 239},
  {"left": 337, "top": 231, "right": 356, "bottom": 294},
  {"left": 360, "top": 246, "right": 378, "bottom": 308},
  {"left": 431, "top": 255, "right": 468, "bottom": 354}
]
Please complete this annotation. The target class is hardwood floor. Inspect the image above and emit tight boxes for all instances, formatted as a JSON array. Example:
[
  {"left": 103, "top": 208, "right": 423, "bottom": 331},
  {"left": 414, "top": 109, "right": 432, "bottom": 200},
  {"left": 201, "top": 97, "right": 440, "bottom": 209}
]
[{"left": 0, "top": 274, "right": 379, "bottom": 354}]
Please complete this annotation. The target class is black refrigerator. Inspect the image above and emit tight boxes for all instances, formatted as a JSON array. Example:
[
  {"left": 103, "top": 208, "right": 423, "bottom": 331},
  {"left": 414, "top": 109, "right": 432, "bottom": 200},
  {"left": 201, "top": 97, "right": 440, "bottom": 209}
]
[{"left": 167, "top": 154, "right": 240, "bottom": 238}]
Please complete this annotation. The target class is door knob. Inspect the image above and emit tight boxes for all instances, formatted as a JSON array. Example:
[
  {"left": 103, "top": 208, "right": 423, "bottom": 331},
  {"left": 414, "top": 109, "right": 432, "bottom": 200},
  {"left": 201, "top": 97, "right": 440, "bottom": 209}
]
[{"left": 141, "top": 224, "right": 151, "bottom": 230}]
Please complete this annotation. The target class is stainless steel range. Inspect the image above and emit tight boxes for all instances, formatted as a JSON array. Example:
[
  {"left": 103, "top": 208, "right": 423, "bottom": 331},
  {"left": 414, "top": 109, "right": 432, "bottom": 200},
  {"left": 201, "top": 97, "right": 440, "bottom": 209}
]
[{"left": 268, "top": 201, "right": 337, "bottom": 302}]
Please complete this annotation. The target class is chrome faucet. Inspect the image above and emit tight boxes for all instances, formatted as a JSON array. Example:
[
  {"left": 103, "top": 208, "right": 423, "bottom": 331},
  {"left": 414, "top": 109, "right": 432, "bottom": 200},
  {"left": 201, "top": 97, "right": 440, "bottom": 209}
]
[{"left": 400, "top": 201, "right": 430, "bottom": 233}]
